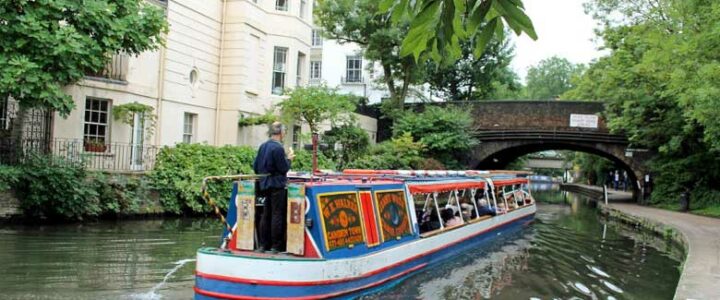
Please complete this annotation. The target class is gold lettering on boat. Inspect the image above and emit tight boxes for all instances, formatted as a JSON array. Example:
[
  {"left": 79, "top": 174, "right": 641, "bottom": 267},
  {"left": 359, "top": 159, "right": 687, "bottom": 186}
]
[{"left": 318, "top": 192, "right": 365, "bottom": 251}]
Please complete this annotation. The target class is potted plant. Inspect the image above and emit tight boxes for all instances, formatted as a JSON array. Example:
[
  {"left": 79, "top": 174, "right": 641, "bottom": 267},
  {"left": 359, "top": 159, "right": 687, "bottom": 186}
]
[{"left": 84, "top": 139, "right": 107, "bottom": 153}]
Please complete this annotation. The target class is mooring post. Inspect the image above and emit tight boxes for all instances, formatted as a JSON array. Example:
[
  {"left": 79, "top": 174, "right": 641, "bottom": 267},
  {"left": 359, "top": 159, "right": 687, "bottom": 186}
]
[{"left": 603, "top": 184, "right": 609, "bottom": 205}]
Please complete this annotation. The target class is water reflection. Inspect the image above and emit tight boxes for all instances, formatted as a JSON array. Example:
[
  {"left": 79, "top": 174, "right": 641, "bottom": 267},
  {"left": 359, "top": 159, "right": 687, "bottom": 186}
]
[
  {"left": 0, "top": 218, "right": 220, "bottom": 300},
  {"left": 365, "top": 193, "right": 681, "bottom": 300},
  {"left": 0, "top": 192, "right": 681, "bottom": 300}
]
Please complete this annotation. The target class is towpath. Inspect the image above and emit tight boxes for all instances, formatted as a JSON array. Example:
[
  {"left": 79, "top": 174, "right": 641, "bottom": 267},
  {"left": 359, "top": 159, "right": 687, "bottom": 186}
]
[{"left": 564, "top": 183, "right": 720, "bottom": 300}]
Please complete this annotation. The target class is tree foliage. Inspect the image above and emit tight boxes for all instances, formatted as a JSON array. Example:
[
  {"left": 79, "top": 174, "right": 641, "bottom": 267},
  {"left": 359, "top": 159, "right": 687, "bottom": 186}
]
[
  {"left": 0, "top": 0, "right": 167, "bottom": 116},
  {"left": 423, "top": 36, "right": 518, "bottom": 101},
  {"left": 150, "top": 143, "right": 256, "bottom": 214},
  {"left": 278, "top": 85, "right": 357, "bottom": 134},
  {"left": 347, "top": 133, "right": 425, "bottom": 170},
  {"left": 315, "top": 0, "right": 423, "bottom": 113},
  {"left": 565, "top": 0, "right": 720, "bottom": 208},
  {"left": 392, "top": 106, "right": 478, "bottom": 168},
  {"left": 379, "top": 0, "right": 536, "bottom": 63},
  {"left": 321, "top": 124, "right": 370, "bottom": 169},
  {"left": 525, "top": 56, "right": 584, "bottom": 100}
]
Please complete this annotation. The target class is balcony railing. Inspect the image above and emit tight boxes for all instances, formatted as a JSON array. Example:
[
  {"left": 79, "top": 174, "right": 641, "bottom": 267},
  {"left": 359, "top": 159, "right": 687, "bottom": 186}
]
[
  {"left": 86, "top": 54, "right": 129, "bottom": 82},
  {"left": 1, "top": 138, "right": 160, "bottom": 172},
  {"left": 341, "top": 76, "right": 365, "bottom": 84}
]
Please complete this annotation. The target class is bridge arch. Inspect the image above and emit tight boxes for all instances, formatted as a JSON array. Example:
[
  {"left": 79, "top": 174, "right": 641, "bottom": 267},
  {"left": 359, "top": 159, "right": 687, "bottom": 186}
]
[{"left": 470, "top": 140, "right": 644, "bottom": 197}]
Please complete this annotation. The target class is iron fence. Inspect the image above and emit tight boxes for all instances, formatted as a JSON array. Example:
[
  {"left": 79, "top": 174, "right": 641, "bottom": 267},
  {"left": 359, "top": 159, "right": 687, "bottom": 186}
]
[{"left": 2, "top": 138, "right": 161, "bottom": 172}]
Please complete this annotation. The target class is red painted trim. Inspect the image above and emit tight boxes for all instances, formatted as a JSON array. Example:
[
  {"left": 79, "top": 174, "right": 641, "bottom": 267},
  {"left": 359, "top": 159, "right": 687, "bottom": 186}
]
[
  {"left": 194, "top": 263, "right": 427, "bottom": 300},
  {"left": 196, "top": 208, "right": 535, "bottom": 287},
  {"left": 359, "top": 191, "right": 380, "bottom": 246},
  {"left": 408, "top": 181, "right": 486, "bottom": 194}
]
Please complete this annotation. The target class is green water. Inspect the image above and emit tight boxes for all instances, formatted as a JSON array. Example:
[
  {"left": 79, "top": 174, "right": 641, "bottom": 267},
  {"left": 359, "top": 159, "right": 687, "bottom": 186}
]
[{"left": 0, "top": 191, "right": 682, "bottom": 299}]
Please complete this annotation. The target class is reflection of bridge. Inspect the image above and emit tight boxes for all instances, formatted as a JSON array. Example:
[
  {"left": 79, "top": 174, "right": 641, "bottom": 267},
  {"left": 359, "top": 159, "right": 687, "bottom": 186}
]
[{"left": 463, "top": 101, "right": 652, "bottom": 199}]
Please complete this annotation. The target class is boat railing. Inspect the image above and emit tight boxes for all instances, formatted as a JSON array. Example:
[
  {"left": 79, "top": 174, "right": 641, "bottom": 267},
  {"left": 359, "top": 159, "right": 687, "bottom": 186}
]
[{"left": 200, "top": 174, "right": 266, "bottom": 240}]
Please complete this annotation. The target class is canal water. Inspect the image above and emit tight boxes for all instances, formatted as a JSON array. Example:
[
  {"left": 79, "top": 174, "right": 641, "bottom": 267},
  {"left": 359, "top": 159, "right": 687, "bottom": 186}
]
[{"left": 0, "top": 189, "right": 682, "bottom": 299}]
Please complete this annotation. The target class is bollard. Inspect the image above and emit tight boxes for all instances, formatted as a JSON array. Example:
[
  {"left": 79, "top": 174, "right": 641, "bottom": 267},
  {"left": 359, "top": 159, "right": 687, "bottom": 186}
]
[{"left": 603, "top": 184, "right": 609, "bottom": 205}]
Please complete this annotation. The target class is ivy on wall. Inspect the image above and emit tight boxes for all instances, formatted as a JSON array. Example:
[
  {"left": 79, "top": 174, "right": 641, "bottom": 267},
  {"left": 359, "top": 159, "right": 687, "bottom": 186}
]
[
  {"left": 237, "top": 112, "right": 278, "bottom": 127},
  {"left": 112, "top": 102, "right": 157, "bottom": 138}
]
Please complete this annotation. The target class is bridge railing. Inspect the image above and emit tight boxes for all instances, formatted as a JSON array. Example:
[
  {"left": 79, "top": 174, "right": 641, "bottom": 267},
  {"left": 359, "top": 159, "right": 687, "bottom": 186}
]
[{"left": 475, "top": 129, "right": 627, "bottom": 144}]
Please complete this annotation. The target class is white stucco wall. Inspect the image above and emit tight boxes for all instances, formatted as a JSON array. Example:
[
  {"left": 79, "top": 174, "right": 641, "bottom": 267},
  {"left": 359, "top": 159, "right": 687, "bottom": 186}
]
[{"left": 52, "top": 0, "right": 379, "bottom": 155}]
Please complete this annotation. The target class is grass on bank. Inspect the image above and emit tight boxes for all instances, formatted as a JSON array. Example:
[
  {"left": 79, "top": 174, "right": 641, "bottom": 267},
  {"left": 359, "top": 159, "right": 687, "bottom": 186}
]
[{"left": 652, "top": 203, "right": 720, "bottom": 218}]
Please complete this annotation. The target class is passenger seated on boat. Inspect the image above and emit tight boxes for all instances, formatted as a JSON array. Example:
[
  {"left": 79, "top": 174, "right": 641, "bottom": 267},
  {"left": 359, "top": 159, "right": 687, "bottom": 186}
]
[
  {"left": 496, "top": 203, "right": 507, "bottom": 214},
  {"left": 476, "top": 199, "right": 497, "bottom": 217},
  {"left": 419, "top": 208, "right": 441, "bottom": 232},
  {"left": 442, "top": 207, "right": 463, "bottom": 227},
  {"left": 460, "top": 203, "right": 475, "bottom": 219}
]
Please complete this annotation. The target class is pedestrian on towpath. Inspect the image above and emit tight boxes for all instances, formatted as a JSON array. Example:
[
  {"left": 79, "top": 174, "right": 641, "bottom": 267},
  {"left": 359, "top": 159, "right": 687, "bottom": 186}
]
[
  {"left": 253, "top": 122, "right": 295, "bottom": 254},
  {"left": 613, "top": 170, "right": 620, "bottom": 191}
]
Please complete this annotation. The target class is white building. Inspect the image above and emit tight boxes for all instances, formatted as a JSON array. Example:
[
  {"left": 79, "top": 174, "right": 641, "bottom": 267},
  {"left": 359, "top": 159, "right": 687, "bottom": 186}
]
[
  {"left": 311, "top": 33, "right": 438, "bottom": 104},
  {"left": 40, "top": 0, "right": 377, "bottom": 171}
]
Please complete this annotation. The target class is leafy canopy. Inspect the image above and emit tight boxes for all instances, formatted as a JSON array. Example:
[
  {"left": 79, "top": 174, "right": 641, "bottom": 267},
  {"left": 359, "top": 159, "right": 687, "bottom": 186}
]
[
  {"left": 564, "top": 0, "right": 720, "bottom": 207},
  {"left": 321, "top": 124, "right": 370, "bottom": 169},
  {"left": 347, "top": 132, "right": 425, "bottom": 170},
  {"left": 393, "top": 106, "right": 478, "bottom": 167},
  {"left": 315, "top": 0, "right": 423, "bottom": 112},
  {"left": 278, "top": 85, "right": 357, "bottom": 134},
  {"left": 0, "top": 0, "right": 167, "bottom": 116},
  {"left": 379, "top": 0, "right": 537, "bottom": 62},
  {"left": 423, "top": 35, "right": 518, "bottom": 101},
  {"left": 526, "top": 56, "right": 585, "bottom": 100}
]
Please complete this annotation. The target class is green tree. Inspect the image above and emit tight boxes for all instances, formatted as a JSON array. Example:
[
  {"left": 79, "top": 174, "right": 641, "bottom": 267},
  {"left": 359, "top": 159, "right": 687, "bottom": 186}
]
[
  {"left": 423, "top": 36, "right": 518, "bottom": 101},
  {"left": 392, "top": 106, "right": 478, "bottom": 167},
  {"left": 321, "top": 124, "right": 370, "bottom": 169},
  {"left": 315, "top": 0, "right": 423, "bottom": 113},
  {"left": 278, "top": 85, "right": 357, "bottom": 134},
  {"left": 347, "top": 133, "right": 425, "bottom": 170},
  {"left": 525, "top": 56, "right": 585, "bottom": 100},
  {"left": 565, "top": 0, "right": 720, "bottom": 209},
  {"left": 0, "top": 0, "right": 167, "bottom": 116},
  {"left": 379, "top": 0, "right": 536, "bottom": 63}
]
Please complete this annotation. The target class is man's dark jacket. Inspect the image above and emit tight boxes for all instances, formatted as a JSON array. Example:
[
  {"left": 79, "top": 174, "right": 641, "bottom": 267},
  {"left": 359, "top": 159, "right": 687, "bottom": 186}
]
[{"left": 253, "top": 139, "right": 291, "bottom": 190}]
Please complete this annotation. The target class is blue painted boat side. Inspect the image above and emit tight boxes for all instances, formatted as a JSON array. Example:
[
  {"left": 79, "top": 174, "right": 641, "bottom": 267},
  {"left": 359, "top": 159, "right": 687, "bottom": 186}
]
[
  {"left": 194, "top": 214, "right": 534, "bottom": 300},
  {"left": 304, "top": 183, "right": 417, "bottom": 260}
]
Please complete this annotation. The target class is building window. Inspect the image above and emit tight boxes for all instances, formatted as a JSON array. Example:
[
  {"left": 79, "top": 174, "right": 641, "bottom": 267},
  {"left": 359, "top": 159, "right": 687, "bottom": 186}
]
[
  {"left": 299, "top": 0, "right": 307, "bottom": 18},
  {"left": 345, "top": 55, "right": 363, "bottom": 83},
  {"left": 310, "top": 60, "right": 322, "bottom": 80},
  {"left": 183, "top": 112, "right": 196, "bottom": 144},
  {"left": 292, "top": 125, "right": 301, "bottom": 150},
  {"left": 272, "top": 47, "right": 288, "bottom": 95},
  {"left": 83, "top": 98, "right": 111, "bottom": 152},
  {"left": 276, "top": 0, "right": 288, "bottom": 11},
  {"left": 296, "top": 52, "right": 305, "bottom": 87},
  {"left": 312, "top": 29, "right": 323, "bottom": 47}
]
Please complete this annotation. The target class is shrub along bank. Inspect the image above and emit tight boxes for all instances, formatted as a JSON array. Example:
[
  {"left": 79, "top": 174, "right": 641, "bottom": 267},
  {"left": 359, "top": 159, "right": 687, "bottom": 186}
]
[
  {"left": 2, "top": 155, "right": 158, "bottom": 221},
  {"left": 0, "top": 143, "right": 336, "bottom": 221}
]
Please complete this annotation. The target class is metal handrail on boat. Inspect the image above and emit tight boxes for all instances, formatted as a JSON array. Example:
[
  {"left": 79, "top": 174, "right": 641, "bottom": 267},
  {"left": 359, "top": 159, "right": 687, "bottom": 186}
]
[{"left": 200, "top": 174, "right": 267, "bottom": 238}]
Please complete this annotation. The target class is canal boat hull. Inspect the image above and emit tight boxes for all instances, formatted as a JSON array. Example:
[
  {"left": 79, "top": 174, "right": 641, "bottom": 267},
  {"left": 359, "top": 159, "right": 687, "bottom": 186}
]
[{"left": 194, "top": 205, "right": 536, "bottom": 300}]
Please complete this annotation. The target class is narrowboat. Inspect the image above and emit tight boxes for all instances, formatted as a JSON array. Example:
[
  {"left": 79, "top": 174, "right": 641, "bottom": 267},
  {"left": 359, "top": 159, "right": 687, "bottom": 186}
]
[{"left": 194, "top": 169, "right": 536, "bottom": 300}]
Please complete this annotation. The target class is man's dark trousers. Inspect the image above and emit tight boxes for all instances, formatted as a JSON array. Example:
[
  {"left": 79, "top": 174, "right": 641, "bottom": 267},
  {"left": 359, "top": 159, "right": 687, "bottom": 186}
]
[{"left": 259, "top": 187, "right": 287, "bottom": 251}]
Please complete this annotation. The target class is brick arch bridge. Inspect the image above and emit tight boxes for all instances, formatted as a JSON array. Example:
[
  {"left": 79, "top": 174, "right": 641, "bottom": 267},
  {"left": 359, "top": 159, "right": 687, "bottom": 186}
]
[{"left": 462, "top": 100, "right": 652, "bottom": 198}]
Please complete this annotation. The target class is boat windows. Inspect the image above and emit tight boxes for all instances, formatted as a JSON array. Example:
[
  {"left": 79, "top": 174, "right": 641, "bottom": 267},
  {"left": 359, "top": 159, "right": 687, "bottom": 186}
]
[{"left": 416, "top": 188, "right": 502, "bottom": 235}]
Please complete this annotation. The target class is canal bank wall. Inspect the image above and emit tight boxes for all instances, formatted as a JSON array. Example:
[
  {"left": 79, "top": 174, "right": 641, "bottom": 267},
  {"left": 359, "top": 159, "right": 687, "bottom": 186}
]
[{"left": 561, "top": 183, "right": 720, "bottom": 300}]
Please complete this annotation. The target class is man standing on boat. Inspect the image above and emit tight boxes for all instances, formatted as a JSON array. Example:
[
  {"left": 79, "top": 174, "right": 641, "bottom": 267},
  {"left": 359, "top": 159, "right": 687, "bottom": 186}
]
[{"left": 253, "top": 122, "right": 295, "bottom": 253}]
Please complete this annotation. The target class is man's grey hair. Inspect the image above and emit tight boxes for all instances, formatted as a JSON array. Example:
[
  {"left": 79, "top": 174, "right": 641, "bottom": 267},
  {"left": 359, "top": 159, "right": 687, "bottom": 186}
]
[{"left": 269, "top": 121, "right": 285, "bottom": 136}]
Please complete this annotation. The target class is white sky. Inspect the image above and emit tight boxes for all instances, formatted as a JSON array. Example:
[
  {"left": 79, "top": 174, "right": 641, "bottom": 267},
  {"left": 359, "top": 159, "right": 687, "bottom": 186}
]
[{"left": 510, "top": 0, "right": 606, "bottom": 81}]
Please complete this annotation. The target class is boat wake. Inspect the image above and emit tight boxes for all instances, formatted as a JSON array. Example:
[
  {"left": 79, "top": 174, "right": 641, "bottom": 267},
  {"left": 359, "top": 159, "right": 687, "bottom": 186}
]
[{"left": 131, "top": 258, "right": 196, "bottom": 300}]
